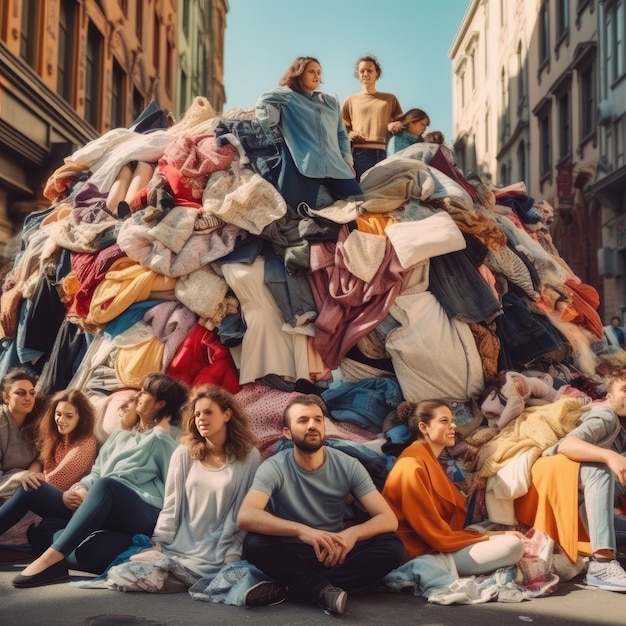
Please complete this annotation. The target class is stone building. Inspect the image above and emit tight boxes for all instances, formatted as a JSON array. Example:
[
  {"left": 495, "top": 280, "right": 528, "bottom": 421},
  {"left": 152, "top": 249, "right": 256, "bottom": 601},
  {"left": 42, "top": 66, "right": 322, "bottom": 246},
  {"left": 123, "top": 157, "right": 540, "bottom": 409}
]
[
  {"left": 450, "top": 0, "right": 602, "bottom": 313},
  {"left": 0, "top": 0, "right": 227, "bottom": 261},
  {"left": 589, "top": 0, "right": 626, "bottom": 322}
]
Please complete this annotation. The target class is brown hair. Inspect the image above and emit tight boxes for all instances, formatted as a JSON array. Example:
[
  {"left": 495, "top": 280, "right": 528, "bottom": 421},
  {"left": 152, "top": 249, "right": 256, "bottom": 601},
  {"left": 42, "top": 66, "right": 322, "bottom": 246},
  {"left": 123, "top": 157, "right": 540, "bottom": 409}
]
[
  {"left": 141, "top": 373, "right": 188, "bottom": 426},
  {"left": 282, "top": 394, "right": 327, "bottom": 428},
  {"left": 1, "top": 367, "right": 44, "bottom": 452},
  {"left": 605, "top": 368, "right": 626, "bottom": 394},
  {"left": 354, "top": 54, "right": 382, "bottom": 78},
  {"left": 180, "top": 385, "right": 256, "bottom": 463},
  {"left": 398, "top": 399, "right": 451, "bottom": 438},
  {"left": 279, "top": 56, "right": 321, "bottom": 93},
  {"left": 394, "top": 108, "right": 431, "bottom": 130},
  {"left": 37, "top": 389, "right": 96, "bottom": 466}
]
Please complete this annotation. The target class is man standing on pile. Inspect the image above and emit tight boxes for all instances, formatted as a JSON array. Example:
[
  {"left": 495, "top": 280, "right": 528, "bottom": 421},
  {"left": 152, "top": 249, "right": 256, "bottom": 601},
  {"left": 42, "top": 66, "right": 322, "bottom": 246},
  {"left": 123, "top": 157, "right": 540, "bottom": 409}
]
[{"left": 237, "top": 394, "right": 404, "bottom": 615}]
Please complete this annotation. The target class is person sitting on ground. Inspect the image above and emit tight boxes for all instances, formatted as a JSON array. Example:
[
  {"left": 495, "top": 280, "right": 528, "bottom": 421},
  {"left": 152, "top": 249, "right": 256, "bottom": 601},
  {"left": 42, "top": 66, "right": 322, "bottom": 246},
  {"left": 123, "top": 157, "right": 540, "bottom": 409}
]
[
  {"left": 237, "top": 393, "right": 404, "bottom": 615},
  {"left": 23, "top": 389, "right": 98, "bottom": 493},
  {"left": 256, "top": 56, "right": 362, "bottom": 210},
  {"left": 386, "top": 109, "right": 430, "bottom": 156},
  {"left": 0, "top": 389, "right": 98, "bottom": 551},
  {"left": 515, "top": 368, "right": 626, "bottom": 592},
  {"left": 0, "top": 372, "right": 188, "bottom": 587},
  {"left": 341, "top": 54, "right": 403, "bottom": 180},
  {"left": 105, "top": 385, "right": 260, "bottom": 593},
  {"left": 0, "top": 368, "right": 46, "bottom": 503},
  {"left": 382, "top": 400, "right": 524, "bottom": 575}
]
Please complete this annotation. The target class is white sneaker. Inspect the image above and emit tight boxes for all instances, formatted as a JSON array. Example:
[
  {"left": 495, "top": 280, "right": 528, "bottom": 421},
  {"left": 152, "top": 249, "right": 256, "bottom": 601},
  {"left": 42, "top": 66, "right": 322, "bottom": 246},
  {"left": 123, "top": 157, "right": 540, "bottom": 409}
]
[{"left": 585, "top": 559, "right": 626, "bottom": 592}]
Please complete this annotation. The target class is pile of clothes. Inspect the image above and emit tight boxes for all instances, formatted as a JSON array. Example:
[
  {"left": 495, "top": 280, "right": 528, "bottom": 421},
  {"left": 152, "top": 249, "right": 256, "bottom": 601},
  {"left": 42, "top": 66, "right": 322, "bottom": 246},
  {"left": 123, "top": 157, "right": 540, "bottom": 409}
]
[{"left": 0, "top": 97, "right": 606, "bottom": 454}]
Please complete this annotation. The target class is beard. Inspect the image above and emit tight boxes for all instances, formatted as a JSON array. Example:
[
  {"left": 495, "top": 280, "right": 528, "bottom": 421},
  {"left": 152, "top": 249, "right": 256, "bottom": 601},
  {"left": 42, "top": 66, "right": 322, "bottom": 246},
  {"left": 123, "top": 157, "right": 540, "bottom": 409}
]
[{"left": 291, "top": 430, "right": 324, "bottom": 452}]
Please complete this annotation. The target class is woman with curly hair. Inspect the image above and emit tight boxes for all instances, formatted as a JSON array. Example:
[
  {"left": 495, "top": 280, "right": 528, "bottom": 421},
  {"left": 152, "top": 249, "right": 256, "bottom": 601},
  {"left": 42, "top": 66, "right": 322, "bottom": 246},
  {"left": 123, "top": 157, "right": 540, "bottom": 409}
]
[
  {"left": 105, "top": 384, "right": 260, "bottom": 593},
  {"left": 4, "top": 372, "right": 187, "bottom": 587}
]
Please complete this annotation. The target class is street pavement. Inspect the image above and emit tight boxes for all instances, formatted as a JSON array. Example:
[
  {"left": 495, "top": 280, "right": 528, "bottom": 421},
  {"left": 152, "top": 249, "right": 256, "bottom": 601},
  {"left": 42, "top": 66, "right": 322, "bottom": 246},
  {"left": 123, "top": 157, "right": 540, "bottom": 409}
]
[{"left": 1, "top": 558, "right": 625, "bottom": 625}]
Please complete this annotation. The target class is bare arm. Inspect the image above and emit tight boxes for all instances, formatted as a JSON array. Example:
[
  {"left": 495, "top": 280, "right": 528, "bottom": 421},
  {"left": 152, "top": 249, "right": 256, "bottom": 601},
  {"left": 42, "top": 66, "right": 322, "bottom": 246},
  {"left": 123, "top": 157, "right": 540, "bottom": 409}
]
[
  {"left": 237, "top": 489, "right": 347, "bottom": 563},
  {"left": 558, "top": 436, "right": 626, "bottom": 486},
  {"left": 332, "top": 490, "right": 398, "bottom": 566}
]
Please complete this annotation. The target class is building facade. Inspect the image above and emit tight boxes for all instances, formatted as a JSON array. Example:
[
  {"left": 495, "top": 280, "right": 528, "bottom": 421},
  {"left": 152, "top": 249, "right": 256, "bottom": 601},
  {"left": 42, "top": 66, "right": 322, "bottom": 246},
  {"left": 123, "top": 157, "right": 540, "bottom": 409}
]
[
  {"left": 0, "top": 0, "right": 226, "bottom": 262},
  {"left": 451, "top": 0, "right": 602, "bottom": 314},
  {"left": 590, "top": 0, "right": 626, "bottom": 321}
]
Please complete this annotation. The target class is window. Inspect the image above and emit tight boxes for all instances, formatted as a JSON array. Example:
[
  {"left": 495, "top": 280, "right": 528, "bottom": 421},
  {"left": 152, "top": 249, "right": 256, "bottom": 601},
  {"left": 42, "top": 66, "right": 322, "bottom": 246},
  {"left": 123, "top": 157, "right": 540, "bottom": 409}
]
[
  {"left": 558, "top": 92, "right": 570, "bottom": 159},
  {"left": 180, "top": 68, "right": 189, "bottom": 115},
  {"left": 539, "top": 111, "right": 552, "bottom": 178},
  {"left": 166, "top": 39, "right": 173, "bottom": 97},
  {"left": 132, "top": 87, "right": 144, "bottom": 122},
  {"left": 111, "top": 60, "right": 126, "bottom": 129},
  {"left": 20, "top": 0, "right": 40, "bottom": 69},
  {"left": 518, "top": 141, "right": 527, "bottom": 184},
  {"left": 500, "top": 163, "right": 508, "bottom": 187},
  {"left": 136, "top": 1, "right": 143, "bottom": 41},
  {"left": 85, "top": 22, "right": 103, "bottom": 129},
  {"left": 119, "top": 0, "right": 128, "bottom": 16},
  {"left": 153, "top": 13, "right": 160, "bottom": 71},
  {"left": 517, "top": 42, "right": 526, "bottom": 111},
  {"left": 557, "top": 0, "right": 569, "bottom": 39},
  {"left": 539, "top": 1, "right": 550, "bottom": 66},
  {"left": 580, "top": 65, "right": 595, "bottom": 139},
  {"left": 57, "top": 0, "right": 76, "bottom": 102},
  {"left": 182, "top": 1, "right": 191, "bottom": 38}
]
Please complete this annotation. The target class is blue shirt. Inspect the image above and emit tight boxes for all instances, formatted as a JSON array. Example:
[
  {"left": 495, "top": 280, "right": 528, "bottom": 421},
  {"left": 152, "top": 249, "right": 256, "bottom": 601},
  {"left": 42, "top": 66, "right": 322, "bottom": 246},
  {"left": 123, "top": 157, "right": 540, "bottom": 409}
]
[
  {"left": 256, "top": 86, "right": 354, "bottom": 179},
  {"left": 386, "top": 130, "right": 423, "bottom": 156}
]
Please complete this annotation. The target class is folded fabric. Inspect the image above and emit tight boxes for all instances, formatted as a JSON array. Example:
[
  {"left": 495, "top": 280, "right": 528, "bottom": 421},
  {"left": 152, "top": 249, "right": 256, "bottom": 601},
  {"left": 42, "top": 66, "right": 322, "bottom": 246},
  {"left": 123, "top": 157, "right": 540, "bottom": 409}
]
[
  {"left": 150, "top": 206, "right": 198, "bottom": 253},
  {"left": 385, "top": 212, "right": 466, "bottom": 269},
  {"left": 202, "top": 166, "right": 287, "bottom": 234},
  {"left": 175, "top": 266, "right": 232, "bottom": 323},
  {"left": 341, "top": 230, "right": 387, "bottom": 283}
]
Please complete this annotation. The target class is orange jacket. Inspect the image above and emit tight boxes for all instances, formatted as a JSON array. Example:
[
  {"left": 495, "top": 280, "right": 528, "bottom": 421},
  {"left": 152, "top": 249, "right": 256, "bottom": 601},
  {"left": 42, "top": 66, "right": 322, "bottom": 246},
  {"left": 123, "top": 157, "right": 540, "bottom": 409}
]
[{"left": 383, "top": 440, "right": 487, "bottom": 561}]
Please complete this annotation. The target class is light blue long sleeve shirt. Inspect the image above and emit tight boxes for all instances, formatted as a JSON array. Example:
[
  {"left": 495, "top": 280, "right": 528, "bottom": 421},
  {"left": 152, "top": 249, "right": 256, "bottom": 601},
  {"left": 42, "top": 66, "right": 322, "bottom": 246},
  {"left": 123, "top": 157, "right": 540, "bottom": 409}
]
[
  {"left": 255, "top": 86, "right": 354, "bottom": 179},
  {"left": 77, "top": 427, "right": 177, "bottom": 509}
]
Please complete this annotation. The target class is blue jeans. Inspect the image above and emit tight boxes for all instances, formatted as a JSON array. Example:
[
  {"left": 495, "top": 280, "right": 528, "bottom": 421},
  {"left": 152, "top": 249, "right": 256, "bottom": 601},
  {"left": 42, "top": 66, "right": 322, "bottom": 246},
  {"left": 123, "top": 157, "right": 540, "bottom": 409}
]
[
  {"left": 0, "top": 478, "right": 160, "bottom": 558},
  {"left": 279, "top": 147, "right": 362, "bottom": 210},
  {"left": 580, "top": 463, "right": 616, "bottom": 553},
  {"left": 352, "top": 148, "right": 387, "bottom": 181}
]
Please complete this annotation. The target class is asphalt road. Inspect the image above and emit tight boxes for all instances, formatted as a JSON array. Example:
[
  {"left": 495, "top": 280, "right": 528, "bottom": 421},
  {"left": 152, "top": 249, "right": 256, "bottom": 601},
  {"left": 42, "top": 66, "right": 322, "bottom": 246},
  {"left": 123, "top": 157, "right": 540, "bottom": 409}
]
[{"left": 1, "top": 558, "right": 625, "bottom": 625}]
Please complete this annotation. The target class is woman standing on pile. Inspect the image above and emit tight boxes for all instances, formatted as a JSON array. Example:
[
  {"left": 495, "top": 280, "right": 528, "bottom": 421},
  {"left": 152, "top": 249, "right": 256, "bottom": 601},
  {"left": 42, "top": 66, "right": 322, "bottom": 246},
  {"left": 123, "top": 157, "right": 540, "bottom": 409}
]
[
  {"left": 0, "top": 369, "right": 45, "bottom": 503},
  {"left": 105, "top": 385, "right": 261, "bottom": 593},
  {"left": 256, "top": 56, "right": 362, "bottom": 210},
  {"left": 382, "top": 400, "right": 524, "bottom": 575},
  {"left": 0, "top": 372, "right": 187, "bottom": 587}
]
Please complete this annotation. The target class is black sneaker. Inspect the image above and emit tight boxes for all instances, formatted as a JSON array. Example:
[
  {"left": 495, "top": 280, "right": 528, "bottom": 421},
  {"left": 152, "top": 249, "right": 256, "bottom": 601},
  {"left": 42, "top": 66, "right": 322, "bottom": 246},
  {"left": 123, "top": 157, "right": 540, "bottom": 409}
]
[
  {"left": 245, "top": 581, "right": 288, "bottom": 606},
  {"left": 317, "top": 584, "right": 347, "bottom": 615}
]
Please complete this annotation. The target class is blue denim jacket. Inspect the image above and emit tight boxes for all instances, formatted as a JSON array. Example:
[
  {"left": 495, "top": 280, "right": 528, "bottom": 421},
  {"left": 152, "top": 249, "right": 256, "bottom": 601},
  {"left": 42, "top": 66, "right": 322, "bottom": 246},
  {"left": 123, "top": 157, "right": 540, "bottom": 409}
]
[{"left": 256, "top": 86, "right": 354, "bottom": 178}]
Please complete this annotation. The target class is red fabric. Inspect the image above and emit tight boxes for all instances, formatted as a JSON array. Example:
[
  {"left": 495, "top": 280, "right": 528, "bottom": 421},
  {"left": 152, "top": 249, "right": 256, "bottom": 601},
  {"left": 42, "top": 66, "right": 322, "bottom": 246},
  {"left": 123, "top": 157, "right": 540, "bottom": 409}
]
[
  {"left": 429, "top": 147, "right": 478, "bottom": 200},
  {"left": 166, "top": 323, "right": 240, "bottom": 394},
  {"left": 71, "top": 245, "right": 127, "bottom": 318}
]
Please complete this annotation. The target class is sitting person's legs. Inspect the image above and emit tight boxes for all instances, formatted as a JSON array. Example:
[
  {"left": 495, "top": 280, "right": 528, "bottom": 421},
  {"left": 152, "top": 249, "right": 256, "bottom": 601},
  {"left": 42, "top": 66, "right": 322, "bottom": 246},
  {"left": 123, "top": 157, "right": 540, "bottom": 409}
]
[{"left": 452, "top": 534, "right": 524, "bottom": 576}]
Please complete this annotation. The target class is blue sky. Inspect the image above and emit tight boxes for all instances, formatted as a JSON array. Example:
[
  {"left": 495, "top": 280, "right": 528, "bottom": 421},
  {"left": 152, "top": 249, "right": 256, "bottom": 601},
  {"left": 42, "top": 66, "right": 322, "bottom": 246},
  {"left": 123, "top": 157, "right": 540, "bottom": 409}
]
[{"left": 223, "top": 0, "right": 471, "bottom": 142}]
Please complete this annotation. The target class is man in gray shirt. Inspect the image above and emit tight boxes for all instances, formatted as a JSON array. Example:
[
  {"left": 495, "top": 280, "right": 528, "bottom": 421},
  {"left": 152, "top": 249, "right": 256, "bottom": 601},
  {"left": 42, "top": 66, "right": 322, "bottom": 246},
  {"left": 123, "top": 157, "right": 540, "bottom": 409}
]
[{"left": 237, "top": 394, "right": 404, "bottom": 615}]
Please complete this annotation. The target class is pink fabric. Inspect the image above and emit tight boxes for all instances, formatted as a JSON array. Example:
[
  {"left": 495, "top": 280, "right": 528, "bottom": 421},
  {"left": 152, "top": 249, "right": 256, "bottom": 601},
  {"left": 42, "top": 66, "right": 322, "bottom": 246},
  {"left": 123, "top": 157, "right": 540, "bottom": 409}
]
[
  {"left": 308, "top": 225, "right": 410, "bottom": 369},
  {"left": 234, "top": 382, "right": 374, "bottom": 460}
]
